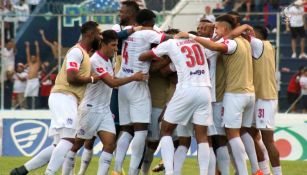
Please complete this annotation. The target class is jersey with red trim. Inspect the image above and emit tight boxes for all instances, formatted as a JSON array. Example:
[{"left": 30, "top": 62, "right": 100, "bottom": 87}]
[
  {"left": 51, "top": 43, "right": 91, "bottom": 102},
  {"left": 118, "top": 29, "right": 165, "bottom": 78},
  {"left": 79, "top": 51, "right": 114, "bottom": 111},
  {"left": 152, "top": 39, "right": 211, "bottom": 87}
]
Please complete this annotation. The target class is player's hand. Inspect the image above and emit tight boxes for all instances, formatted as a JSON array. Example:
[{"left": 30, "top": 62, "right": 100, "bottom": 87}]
[
  {"left": 175, "top": 32, "right": 189, "bottom": 39},
  {"left": 133, "top": 71, "right": 149, "bottom": 81},
  {"left": 25, "top": 41, "right": 30, "bottom": 46},
  {"left": 133, "top": 26, "right": 142, "bottom": 32}
]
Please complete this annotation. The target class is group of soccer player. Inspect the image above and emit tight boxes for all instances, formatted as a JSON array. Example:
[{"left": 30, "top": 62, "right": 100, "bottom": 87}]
[{"left": 10, "top": 1, "right": 283, "bottom": 175}]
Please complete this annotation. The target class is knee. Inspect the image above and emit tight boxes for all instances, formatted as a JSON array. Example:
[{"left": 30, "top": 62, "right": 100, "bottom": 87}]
[{"left": 104, "top": 142, "right": 116, "bottom": 153}]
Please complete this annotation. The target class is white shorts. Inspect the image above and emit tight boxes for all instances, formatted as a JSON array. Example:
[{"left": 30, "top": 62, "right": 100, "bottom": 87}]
[
  {"left": 147, "top": 107, "right": 163, "bottom": 141},
  {"left": 118, "top": 81, "right": 151, "bottom": 125},
  {"left": 164, "top": 86, "right": 212, "bottom": 126},
  {"left": 176, "top": 123, "right": 193, "bottom": 137},
  {"left": 77, "top": 107, "right": 116, "bottom": 139},
  {"left": 222, "top": 93, "right": 255, "bottom": 129},
  {"left": 24, "top": 78, "right": 40, "bottom": 97},
  {"left": 212, "top": 102, "right": 225, "bottom": 135},
  {"left": 255, "top": 99, "right": 277, "bottom": 129},
  {"left": 48, "top": 93, "right": 78, "bottom": 139}
]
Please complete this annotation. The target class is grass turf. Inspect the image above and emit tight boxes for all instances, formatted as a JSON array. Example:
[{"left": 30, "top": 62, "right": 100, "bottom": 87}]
[{"left": 0, "top": 157, "right": 306, "bottom": 175}]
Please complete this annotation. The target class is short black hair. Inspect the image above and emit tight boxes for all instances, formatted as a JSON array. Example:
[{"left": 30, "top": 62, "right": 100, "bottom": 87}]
[
  {"left": 101, "top": 30, "right": 118, "bottom": 44},
  {"left": 136, "top": 9, "right": 156, "bottom": 26},
  {"left": 165, "top": 28, "right": 180, "bottom": 35},
  {"left": 216, "top": 14, "right": 236, "bottom": 29},
  {"left": 122, "top": 1, "right": 140, "bottom": 14},
  {"left": 188, "top": 31, "right": 198, "bottom": 36},
  {"left": 81, "top": 21, "right": 99, "bottom": 34},
  {"left": 253, "top": 26, "right": 268, "bottom": 40}
]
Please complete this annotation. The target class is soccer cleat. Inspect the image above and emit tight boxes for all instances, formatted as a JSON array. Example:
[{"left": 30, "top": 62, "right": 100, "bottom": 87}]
[
  {"left": 252, "top": 170, "right": 264, "bottom": 175},
  {"left": 10, "top": 166, "right": 28, "bottom": 175},
  {"left": 152, "top": 162, "right": 165, "bottom": 173}
]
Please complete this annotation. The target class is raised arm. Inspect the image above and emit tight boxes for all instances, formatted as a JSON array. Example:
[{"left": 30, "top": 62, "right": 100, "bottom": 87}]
[
  {"left": 34, "top": 41, "right": 41, "bottom": 62},
  {"left": 225, "top": 24, "right": 254, "bottom": 39},
  {"left": 39, "top": 29, "right": 54, "bottom": 48},
  {"left": 25, "top": 41, "right": 31, "bottom": 64}
]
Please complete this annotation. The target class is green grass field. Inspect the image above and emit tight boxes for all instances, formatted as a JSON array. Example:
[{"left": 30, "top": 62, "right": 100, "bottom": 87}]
[{"left": 0, "top": 157, "right": 306, "bottom": 175}]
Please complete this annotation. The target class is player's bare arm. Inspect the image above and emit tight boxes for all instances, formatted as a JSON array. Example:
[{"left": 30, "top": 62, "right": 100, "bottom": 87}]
[
  {"left": 67, "top": 70, "right": 99, "bottom": 86},
  {"left": 25, "top": 41, "right": 31, "bottom": 65},
  {"left": 225, "top": 24, "right": 254, "bottom": 39},
  {"left": 100, "top": 71, "right": 147, "bottom": 88},
  {"left": 34, "top": 41, "right": 41, "bottom": 63},
  {"left": 178, "top": 31, "right": 228, "bottom": 53}
]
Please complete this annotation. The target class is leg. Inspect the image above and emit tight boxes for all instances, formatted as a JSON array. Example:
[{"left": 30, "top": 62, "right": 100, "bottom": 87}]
[
  {"left": 160, "top": 120, "right": 177, "bottom": 175},
  {"left": 300, "top": 37, "right": 305, "bottom": 56},
  {"left": 62, "top": 137, "right": 85, "bottom": 175},
  {"left": 141, "top": 140, "right": 159, "bottom": 175},
  {"left": 226, "top": 128, "right": 248, "bottom": 175},
  {"left": 97, "top": 131, "right": 116, "bottom": 175},
  {"left": 213, "top": 135, "right": 230, "bottom": 175},
  {"left": 174, "top": 136, "right": 191, "bottom": 175},
  {"left": 128, "top": 123, "right": 148, "bottom": 175},
  {"left": 291, "top": 38, "right": 297, "bottom": 58},
  {"left": 261, "top": 130, "right": 282, "bottom": 175},
  {"left": 194, "top": 124, "right": 210, "bottom": 175},
  {"left": 78, "top": 137, "right": 96, "bottom": 175},
  {"left": 208, "top": 137, "right": 216, "bottom": 175},
  {"left": 113, "top": 125, "right": 134, "bottom": 173}
]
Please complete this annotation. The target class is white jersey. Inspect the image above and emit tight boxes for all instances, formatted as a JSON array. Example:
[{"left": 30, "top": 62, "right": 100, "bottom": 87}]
[
  {"left": 79, "top": 51, "right": 114, "bottom": 111},
  {"left": 300, "top": 76, "right": 307, "bottom": 95},
  {"left": 118, "top": 29, "right": 165, "bottom": 77},
  {"left": 151, "top": 39, "right": 211, "bottom": 88},
  {"left": 286, "top": 6, "right": 305, "bottom": 27}
]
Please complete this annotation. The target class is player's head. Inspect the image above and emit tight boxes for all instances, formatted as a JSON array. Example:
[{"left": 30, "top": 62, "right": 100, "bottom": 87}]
[
  {"left": 253, "top": 26, "right": 268, "bottom": 40},
  {"left": 101, "top": 30, "right": 118, "bottom": 58},
  {"left": 5, "top": 39, "right": 14, "bottom": 49},
  {"left": 120, "top": 1, "right": 140, "bottom": 25},
  {"left": 164, "top": 28, "right": 180, "bottom": 36},
  {"left": 81, "top": 21, "right": 101, "bottom": 51},
  {"left": 16, "top": 63, "right": 25, "bottom": 73},
  {"left": 215, "top": 14, "right": 236, "bottom": 38},
  {"left": 136, "top": 9, "right": 156, "bottom": 27},
  {"left": 197, "top": 19, "right": 214, "bottom": 38},
  {"left": 227, "top": 11, "right": 241, "bottom": 27}
]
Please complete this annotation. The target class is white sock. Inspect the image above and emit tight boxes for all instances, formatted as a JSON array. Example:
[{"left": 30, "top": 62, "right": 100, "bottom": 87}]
[
  {"left": 114, "top": 132, "right": 133, "bottom": 172},
  {"left": 241, "top": 133, "right": 259, "bottom": 173},
  {"left": 141, "top": 147, "right": 155, "bottom": 175},
  {"left": 216, "top": 146, "right": 230, "bottom": 175},
  {"left": 228, "top": 137, "right": 248, "bottom": 175},
  {"left": 198, "top": 143, "right": 210, "bottom": 175},
  {"left": 161, "top": 136, "right": 174, "bottom": 175},
  {"left": 24, "top": 144, "right": 55, "bottom": 171},
  {"left": 62, "top": 151, "right": 76, "bottom": 175},
  {"left": 259, "top": 160, "right": 270, "bottom": 175},
  {"left": 45, "top": 139, "right": 73, "bottom": 174},
  {"left": 97, "top": 151, "right": 113, "bottom": 175},
  {"left": 272, "top": 166, "right": 282, "bottom": 175},
  {"left": 208, "top": 147, "right": 216, "bottom": 175},
  {"left": 173, "top": 145, "right": 188, "bottom": 175},
  {"left": 129, "top": 130, "right": 148, "bottom": 175},
  {"left": 78, "top": 148, "right": 93, "bottom": 175}
]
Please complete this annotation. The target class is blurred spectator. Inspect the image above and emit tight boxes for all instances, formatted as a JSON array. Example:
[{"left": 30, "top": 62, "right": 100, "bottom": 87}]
[
  {"left": 13, "top": 0, "right": 29, "bottom": 27},
  {"left": 27, "top": 0, "right": 41, "bottom": 12},
  {"left": 2, "top": 39, "right": 16, "bottom": 77},
  {"left": 4, "top": 71, "right": 14, "bottom": 109},
  {"left": 39, "top": 61, "right": 56, "bottom": 109},
  {"left": 299, "top": 67, "right": 307, "bottom": 113},
  {"left": 24, "top": 41, "right": 40, "bottom": 109},
  {"left": 3, "top": 1, "right": 15, "bottom": 42},
  {"left": 202, "top": 6, "right": 215, "bottom": 22},
  {"left": 286, "top": 0, "right": 307, "bottom": 59},
  {"left": 222, "top": 0, "right": 234, "bottom": 12},
  {"left": 287, "top": 66, "right": 304, "bottom": 113},
  {"left": 12, "top": 63, "right": 28, "bottom": 109}
]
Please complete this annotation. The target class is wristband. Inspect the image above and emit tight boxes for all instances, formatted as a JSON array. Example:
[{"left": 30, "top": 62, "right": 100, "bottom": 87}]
[
  {"left": 90, "top": 76, "right": 94, "bottom": 84},
  {"left": 189, "top": 34, "right": 197, "bottom": 39}
]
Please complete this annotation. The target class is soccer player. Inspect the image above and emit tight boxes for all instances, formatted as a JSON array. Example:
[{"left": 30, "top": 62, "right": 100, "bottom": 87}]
[
  {"left": 176, "top": 14, "right": 255, "bottom": 175},
  {"left": 44, "top": 21, "right": 101, "bottom": 175},
  {"left": 62, "top": 30, "right": 147, "bottom": 175},
  {"left": 112, "top": 9, "right": 166, "bottom": 175},
  {"left": 139, "top": 29, "right": 214, "bottom": 175}
]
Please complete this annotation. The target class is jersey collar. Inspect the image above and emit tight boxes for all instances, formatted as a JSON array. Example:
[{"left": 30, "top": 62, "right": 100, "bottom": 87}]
[{"left": 96, "top": 50, "right": 109, "bottom": 62}]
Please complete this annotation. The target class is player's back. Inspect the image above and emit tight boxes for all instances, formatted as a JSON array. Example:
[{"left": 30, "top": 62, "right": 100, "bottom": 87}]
[
  {"left": 163, "top": 38, "right": 211, "bottom": 88},
  {"left": 120, "top": 30, "right": 164, "bottom": 77}
]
